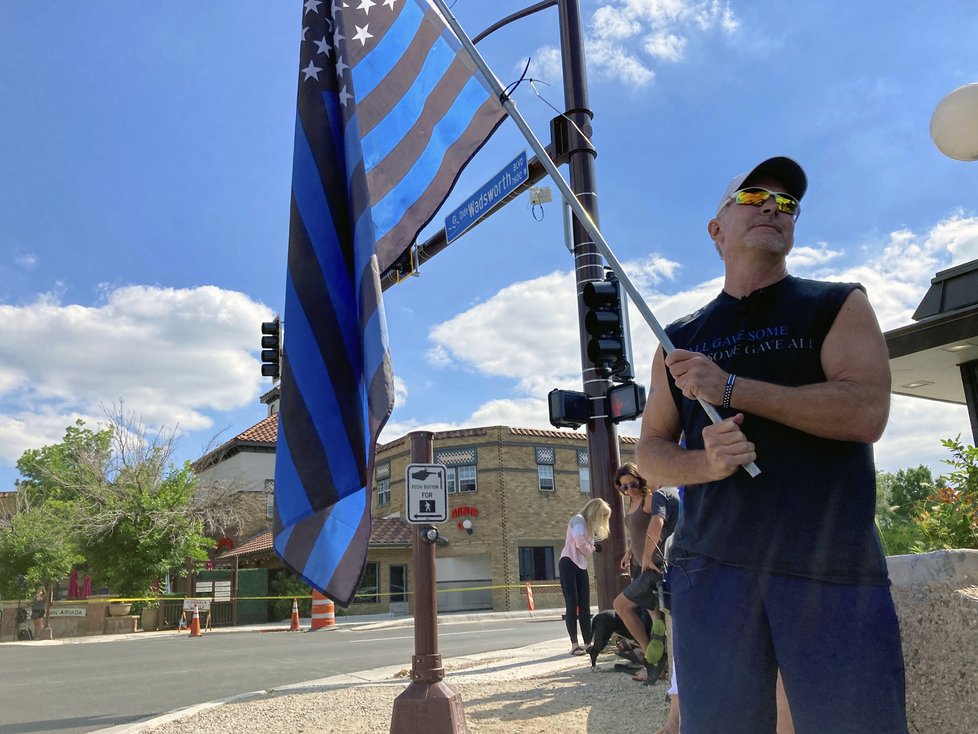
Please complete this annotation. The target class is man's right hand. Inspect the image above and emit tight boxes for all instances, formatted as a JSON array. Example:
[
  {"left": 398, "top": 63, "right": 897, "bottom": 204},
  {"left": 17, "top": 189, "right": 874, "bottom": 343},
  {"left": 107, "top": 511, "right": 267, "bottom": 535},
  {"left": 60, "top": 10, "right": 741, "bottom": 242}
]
[{"left": 702, "top": 413, "right": 756, "bottom": 480}]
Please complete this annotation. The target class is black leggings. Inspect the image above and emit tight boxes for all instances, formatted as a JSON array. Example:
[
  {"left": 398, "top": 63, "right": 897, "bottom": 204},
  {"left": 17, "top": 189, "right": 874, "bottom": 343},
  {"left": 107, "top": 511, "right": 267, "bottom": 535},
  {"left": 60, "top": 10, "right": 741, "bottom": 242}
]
[{"left": 558, "top": 556, "right": 592, "bottom": 645}]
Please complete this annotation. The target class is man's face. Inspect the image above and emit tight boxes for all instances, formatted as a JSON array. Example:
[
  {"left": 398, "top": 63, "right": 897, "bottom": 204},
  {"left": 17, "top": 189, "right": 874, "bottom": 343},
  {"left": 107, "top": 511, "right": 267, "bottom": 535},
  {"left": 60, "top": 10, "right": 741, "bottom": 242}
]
[{"left": 709, "top": 175, "right": 796, "bottom": 259}]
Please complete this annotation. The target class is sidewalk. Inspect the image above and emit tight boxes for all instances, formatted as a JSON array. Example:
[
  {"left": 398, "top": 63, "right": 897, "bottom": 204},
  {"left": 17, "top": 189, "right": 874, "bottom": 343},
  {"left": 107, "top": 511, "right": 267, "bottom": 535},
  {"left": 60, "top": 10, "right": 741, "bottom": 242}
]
[{"left": 81, "top": 608, "right": 671, "bottom": 734}]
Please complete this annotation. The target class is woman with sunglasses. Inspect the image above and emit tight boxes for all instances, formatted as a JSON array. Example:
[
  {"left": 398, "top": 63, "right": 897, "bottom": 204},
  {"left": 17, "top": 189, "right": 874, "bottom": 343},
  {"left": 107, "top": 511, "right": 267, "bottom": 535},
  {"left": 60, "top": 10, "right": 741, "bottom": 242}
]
[
  {"left": 612, "top": 464, "right": 679, "bottom": 680},
  {"left": 558, "top": 497, "right": 611, "bottom": 656},
  {"left": 615, "top": 462, "right": 653, "bottom": 579}
]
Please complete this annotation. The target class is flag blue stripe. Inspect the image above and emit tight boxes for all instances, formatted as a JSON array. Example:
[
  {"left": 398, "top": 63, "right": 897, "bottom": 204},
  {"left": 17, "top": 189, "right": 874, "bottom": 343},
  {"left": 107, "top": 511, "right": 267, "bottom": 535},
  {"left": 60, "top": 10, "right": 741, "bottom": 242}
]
[
  {"left": 284, "top": 275, "right": 363, "bottom": 492},
  {"left": 360, "top": 37, "right": 456, "bottom": 170},
  {"left": 292, "top": 120, "right": 360, "bottom": 358},
  {"left": 349, "top": 0, "right": 424, "bottom": 100},
  {"left": 321, "top": 90, "right": 346, "bottom": 181},
  {"left": 371, "top": 75, "right": 490, "bottom": 239},
  {"left": 302, "top": 490, "right": 368, "bottom": 587},
  {"left": 272, "top": 429, "right": 313, "bottom": 523}
]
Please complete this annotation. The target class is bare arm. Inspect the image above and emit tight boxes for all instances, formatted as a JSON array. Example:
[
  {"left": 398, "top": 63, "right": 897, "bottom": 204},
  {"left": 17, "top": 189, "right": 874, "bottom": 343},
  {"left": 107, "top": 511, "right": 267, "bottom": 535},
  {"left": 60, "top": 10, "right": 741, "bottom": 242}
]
[
  {"left": 664, "top": 289, "right": 891, "bottom": 442},
  {"left": 641, "top": 515, "right": 665, "bottom": 572}
]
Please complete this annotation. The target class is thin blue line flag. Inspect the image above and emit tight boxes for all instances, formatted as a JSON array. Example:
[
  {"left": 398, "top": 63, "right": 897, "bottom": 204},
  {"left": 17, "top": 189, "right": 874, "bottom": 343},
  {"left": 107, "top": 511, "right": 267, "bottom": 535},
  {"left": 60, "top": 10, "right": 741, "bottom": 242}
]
[{"left": 274, "top": 0, "right": 504, "bottom": 607}]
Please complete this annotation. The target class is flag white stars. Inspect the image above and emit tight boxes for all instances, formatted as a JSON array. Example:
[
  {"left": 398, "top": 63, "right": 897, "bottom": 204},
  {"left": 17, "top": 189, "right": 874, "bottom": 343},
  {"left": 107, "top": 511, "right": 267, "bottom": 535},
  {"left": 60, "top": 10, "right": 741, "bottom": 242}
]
[
  {"left": 383, "top": 0, "right": 397, "bottom": 9},
  {"left": 357, "top": 0, "right": 375, "bottom": 15},
  {"left": 314, "top": 36, "right": 332, "bottom": 56},
  {"left": 304, "top": 0, "right": 322, "bottom": 15},
  {"left": 352, "top": 24, "right": 373, "bottom": 46},
  {"left": 335, "top": 55, "right": 350, "bottom": 76},
  {"left": 339, "top": 85, "right": 353, "bottom": 107},
  {"left": 302, "top": 60, "right": 323, "bottom": 81}
]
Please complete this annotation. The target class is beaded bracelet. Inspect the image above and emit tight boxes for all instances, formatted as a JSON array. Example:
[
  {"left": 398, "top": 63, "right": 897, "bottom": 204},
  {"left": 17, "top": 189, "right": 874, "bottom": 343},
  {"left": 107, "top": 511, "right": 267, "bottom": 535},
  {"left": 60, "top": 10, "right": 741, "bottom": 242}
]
[{"left": 722, "top": 373, "right": 736, "bottom": 409}]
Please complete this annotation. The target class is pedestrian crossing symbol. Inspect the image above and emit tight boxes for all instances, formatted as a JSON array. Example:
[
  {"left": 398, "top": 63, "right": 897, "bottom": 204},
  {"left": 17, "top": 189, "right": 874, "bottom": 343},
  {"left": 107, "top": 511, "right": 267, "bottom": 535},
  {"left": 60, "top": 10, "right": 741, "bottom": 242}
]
[{"left": 406, "top": 463, "right": 448, "bottom": 523}]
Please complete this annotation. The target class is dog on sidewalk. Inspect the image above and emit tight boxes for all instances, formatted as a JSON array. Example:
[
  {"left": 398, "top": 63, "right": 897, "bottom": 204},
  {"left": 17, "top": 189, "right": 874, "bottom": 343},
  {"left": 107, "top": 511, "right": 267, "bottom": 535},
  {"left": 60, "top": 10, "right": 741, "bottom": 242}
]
[{"left": 587, "top": 609, "right": 650, "bottom": 669}]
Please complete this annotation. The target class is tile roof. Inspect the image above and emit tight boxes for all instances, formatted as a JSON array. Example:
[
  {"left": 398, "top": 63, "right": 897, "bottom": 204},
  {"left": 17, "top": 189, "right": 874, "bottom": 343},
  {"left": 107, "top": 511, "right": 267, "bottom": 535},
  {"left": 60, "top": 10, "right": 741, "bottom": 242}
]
[
  {"left": 215, "top": 517, "right": 413, "bottom": 560},
  {"left": 217, "top": 529, "right": 274, "bottom": 559},
  {"left": 197, "top": 419, "right": 635, "bottom": 470},
  {"left": 370, "top": 517, "right": 414, "bottom": 546},
  {"left": 194, "top": 414, "right": 278, "bottom": 470},
  {"left": 509, "top": 426, "right": 638, "bottom": 444},
  {"left": 236, "top": 414, "right": 279, "bottom": 443}
]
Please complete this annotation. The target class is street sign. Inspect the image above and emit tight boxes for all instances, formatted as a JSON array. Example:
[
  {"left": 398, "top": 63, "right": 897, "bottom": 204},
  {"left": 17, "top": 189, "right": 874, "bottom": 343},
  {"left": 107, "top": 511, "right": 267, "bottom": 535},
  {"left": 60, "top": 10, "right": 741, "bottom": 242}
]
[
  {"left": 445, "top": 150, "right": 528, "bottom": 243},
  {"left": 183, "top": 598, "right": 212, "bottom": 612},
  {"left": 405, "top": 463, "right": 448, "bottom": 523}
]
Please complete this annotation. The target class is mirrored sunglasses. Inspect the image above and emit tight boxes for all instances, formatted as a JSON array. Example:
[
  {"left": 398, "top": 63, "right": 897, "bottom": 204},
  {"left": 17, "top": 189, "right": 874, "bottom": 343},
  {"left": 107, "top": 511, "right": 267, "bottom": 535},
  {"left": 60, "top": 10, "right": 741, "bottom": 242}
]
[
  {"left": 731, "top": 187, "right": 801, "bottom": 220},
  {"left": 618, "top": 481, "right": 641, "bottom": 493}
]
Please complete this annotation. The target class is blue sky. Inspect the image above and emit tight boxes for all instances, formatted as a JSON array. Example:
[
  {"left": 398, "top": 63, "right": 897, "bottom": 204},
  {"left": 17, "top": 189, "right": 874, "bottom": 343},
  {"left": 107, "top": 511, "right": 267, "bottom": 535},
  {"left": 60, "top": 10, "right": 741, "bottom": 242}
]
[{"left": 1, "top": 0, "right": 976, "bottom": 490}]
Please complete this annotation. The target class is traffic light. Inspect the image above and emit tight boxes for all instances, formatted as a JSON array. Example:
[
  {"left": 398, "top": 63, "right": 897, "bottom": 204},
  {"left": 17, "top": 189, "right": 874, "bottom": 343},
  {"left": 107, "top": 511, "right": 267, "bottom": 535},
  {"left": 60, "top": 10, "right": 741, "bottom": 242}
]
[
  {"left": 260, "top": 318, "right": 281, "bottom": 380},
  {"left": 548, "top": 388, "right": 589, "bottom": 429},
  {"left": 582, "top": 270, "right": 634, "bottom": 382},
  {"left": 607, "top": 381, "right": 647, "bottom": 423}
]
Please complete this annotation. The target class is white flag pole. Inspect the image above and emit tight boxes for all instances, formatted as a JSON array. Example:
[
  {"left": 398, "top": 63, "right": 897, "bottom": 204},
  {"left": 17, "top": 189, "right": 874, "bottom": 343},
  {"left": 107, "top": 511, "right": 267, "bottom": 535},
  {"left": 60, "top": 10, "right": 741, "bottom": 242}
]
[{"left": 432, "top": 0, "right": 760, "bottom": 477}]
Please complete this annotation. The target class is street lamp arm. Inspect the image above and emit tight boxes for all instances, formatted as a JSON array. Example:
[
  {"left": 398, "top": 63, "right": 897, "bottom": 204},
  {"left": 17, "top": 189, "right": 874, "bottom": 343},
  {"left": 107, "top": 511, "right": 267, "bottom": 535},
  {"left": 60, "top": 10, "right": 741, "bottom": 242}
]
[{"left": 472, "top": 0, "right": 558, "bottom": 45}]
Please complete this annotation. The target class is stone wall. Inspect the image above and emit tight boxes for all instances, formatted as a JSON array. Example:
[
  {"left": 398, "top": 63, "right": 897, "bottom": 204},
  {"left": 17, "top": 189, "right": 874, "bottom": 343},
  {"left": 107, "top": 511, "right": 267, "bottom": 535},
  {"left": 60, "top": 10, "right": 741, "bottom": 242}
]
[{"left": 887, "top": 549, "right": 978, "bottom": 734}]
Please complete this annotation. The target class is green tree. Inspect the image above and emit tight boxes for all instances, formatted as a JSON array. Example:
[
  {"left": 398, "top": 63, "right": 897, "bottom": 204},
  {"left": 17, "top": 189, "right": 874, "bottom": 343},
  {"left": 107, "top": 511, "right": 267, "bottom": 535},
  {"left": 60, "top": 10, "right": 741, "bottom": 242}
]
[
  {"left": 10, "top": 410, "right": 220, "bottom": 599},
  {"left": 0, "top": 505, "right": 82, "bottom": 600},
  {"left": 16, "top": 420, "right": 113, "bottom": 506},
  {"left": 889, "top": 465, "right": 936, "bottom": 519},
  {"left": 914, "top": 438, "right": 978, "bottom": 552},
  {"left": 875, "top": 469, "right": 924, "bottom": 555}
]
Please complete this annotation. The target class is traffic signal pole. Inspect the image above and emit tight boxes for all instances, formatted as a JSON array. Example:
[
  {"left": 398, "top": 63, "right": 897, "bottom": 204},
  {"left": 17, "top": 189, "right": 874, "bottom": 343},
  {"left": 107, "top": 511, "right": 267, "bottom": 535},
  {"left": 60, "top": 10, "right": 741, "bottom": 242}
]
[{"left": 556, "top": 0, "right": 627, "bottom": 611}]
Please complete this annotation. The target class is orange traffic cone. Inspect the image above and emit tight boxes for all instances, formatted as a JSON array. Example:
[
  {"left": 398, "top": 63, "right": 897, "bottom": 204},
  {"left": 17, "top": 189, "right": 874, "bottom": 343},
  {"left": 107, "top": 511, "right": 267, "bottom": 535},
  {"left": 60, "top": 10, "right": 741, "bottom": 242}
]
[
  {"left": 189, "top": 603, "right": 202, "bottom": 638},
  {"left": 290, "top": 598, "right": 301, "bottom": 631}
]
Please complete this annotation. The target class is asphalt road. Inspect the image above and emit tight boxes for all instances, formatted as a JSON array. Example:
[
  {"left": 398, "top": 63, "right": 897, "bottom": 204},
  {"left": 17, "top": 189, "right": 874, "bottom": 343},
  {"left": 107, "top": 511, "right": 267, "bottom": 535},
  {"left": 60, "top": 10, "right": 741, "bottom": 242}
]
[{"left": 0, "top": 615, "right": 565, "bottom": 734}]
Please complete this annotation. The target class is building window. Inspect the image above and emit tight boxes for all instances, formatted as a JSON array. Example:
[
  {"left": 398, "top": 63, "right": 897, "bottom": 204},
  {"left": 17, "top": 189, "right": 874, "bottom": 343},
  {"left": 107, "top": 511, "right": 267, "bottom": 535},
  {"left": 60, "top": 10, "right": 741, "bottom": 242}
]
[
  {"left": 518, "top": 546, "right": 555, "bottom": 581},
  {"left": 375, "top": 462, "right": 391, "bottom": 506},
  {"left": 435, "top": 447, "right": 477, "bottom": 494},
  {"left": 536, "top": 447, "right": 555, "bottom": 492},
  {"left": 390, "top": 565, "right": 407, "bottom": 603},
  {"left": 538, "top": 464, "right": 555, "bottom": 492},
  {"left": 457, "top": 464, "right": 477, "bottom": 493},
  {"left": 579, "top": 467, "right": 591, "bottom": 493},
  {"left": 447, "top": 465, "right": 477, "bottom": 493},
  {"left": 264, "top": 479, "right": 275, "bottom": 519},
  {"left": 357, "top": 562, "right": 379, "bottom": 604},
  {"left": 377, "top": 477, "right": 390, "bottom": 506}
]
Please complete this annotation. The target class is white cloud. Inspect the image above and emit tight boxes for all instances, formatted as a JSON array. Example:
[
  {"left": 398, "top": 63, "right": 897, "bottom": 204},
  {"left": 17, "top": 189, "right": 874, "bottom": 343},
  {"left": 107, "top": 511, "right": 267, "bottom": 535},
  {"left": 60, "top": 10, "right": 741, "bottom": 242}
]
[
  {"left": 392, "top": 375, "right": 408, "bottom": 407},
  {"left": 643, "top": 32, "right": 686, "bottom": 61},
  {"left": 787, "top": 242, "right": 842, "bottom": 271},
  {"left": 13, "top": 252, "right": 37, "bottom": 271},
  {"left": 593, "top": 6, "right": 642, "bottom": 40},
  {"left": 876, "top": 396, "right": 972, "bottom": 476},
  {"left": 524, "top": 47, "right": 563, "bottom": 86},
  {"left": 525, "top": 1, "right": 738, "bottom": 89},
  {"left": 427, "top": 270, "right": 581, "bottom": 392},
  {"left": 0, "top": 284, "right": 272, "bottom": 466},
  {"left": 585, "top": 39, "right": 655, "bottom": 86}
]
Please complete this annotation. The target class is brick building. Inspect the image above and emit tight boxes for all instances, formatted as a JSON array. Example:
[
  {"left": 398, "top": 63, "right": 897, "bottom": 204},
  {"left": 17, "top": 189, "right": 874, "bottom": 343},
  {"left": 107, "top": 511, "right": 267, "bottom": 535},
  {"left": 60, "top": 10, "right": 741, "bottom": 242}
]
[{"left": 195, "top": 388, "right": 638, "bottom": 615}]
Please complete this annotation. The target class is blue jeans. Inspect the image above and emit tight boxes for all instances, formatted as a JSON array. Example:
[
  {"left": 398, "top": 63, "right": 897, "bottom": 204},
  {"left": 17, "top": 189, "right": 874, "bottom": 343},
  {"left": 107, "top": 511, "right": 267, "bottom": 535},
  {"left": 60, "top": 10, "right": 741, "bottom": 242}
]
[{"left": 669, "top": 553, "right": 908, "bottom": 734}]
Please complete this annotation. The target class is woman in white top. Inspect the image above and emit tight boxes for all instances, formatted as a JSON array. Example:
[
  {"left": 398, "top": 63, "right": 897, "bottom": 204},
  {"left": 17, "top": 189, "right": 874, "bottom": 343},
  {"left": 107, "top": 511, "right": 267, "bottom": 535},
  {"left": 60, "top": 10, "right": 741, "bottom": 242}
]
[{"left": 558, "top": 498, "right": 611, "bottom": 655}]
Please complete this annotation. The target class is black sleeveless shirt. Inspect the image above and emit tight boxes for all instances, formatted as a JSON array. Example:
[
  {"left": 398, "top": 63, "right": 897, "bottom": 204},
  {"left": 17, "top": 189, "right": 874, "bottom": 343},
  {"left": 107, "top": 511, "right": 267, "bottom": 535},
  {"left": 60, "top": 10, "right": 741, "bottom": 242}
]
[{"left": 665, "top": 275, "right": 888, "bottom": 584}]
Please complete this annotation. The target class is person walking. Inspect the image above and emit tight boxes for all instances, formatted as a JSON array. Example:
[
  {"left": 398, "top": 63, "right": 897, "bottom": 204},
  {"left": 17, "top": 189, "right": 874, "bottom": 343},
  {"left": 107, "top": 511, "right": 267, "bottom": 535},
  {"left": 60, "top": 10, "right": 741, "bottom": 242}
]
[
  {"left": 31, "top": 586, "right": 47, "bottom": 639},
  {"left": 558, "top": 498, "right": 611, "bottom": 656},
  {"left": 638, "top": 156, "right": 907, "bottom": 733}
]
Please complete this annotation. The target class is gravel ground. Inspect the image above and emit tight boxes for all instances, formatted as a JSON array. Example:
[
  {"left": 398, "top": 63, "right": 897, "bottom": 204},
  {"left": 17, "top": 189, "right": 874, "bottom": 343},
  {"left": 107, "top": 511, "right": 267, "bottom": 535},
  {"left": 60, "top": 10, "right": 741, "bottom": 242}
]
[{"left": 142, "top": 651, "right": 671, "bottom": 734}]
